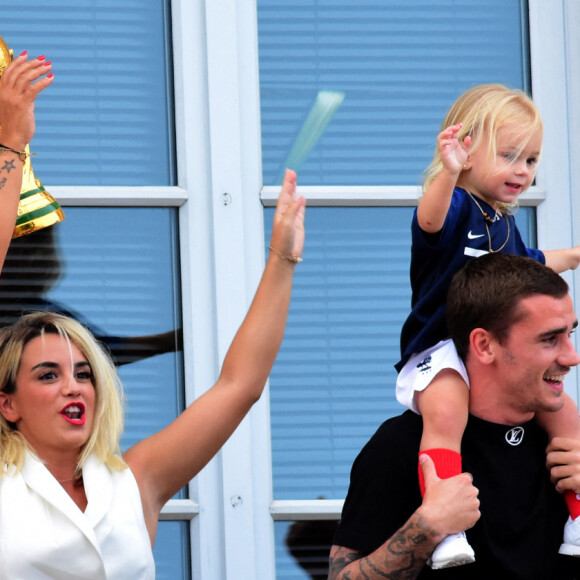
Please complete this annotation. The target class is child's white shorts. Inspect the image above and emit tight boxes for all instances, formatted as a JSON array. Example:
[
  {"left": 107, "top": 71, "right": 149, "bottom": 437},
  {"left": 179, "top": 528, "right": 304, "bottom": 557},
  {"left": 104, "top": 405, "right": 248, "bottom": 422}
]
[{"left": 396, "top": 338, "right": 470, "bottom": 414}]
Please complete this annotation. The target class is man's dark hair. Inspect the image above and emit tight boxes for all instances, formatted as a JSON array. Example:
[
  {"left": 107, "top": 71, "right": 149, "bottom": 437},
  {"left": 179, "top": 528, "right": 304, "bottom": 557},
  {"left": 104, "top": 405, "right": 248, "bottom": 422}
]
[{"left": 447, "top": 253, "right": 569, "bottom": 361}]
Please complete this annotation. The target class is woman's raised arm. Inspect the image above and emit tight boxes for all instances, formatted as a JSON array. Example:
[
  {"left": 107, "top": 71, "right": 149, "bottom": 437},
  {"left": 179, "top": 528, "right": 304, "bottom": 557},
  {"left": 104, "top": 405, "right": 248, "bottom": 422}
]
[
  {"left": 125, "top": 170, "right": 305, "bottom": 537},
  {"left": 0, "top": 52, "right": 53, "bottom": 271}
]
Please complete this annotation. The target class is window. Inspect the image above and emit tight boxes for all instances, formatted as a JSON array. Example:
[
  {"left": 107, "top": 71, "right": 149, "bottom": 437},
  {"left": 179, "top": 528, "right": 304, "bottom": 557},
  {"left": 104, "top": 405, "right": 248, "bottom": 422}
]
[
  {"left": 5, "top": 1, "right": 175, "bottom": 186},
  {"left": 258, "top": 0, "right": 529, "bottom": 186}
]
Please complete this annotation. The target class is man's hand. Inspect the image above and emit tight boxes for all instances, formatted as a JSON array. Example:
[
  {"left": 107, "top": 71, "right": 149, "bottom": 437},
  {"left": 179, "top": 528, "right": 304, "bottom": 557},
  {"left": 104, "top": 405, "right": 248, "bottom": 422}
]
[
  {"left": 328, "top": 456, "right": 480, "bottom": 580},
  {"left": 547, "top": 437, "right": 580, "bottom": 493},
  {"left": 416, "top": 454, "right": 480, "bottom": 541}
]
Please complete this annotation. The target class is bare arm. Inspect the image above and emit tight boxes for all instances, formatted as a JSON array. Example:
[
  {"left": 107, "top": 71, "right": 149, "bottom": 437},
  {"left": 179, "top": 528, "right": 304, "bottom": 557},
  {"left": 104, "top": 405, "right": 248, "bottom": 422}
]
[
  {"left": 328, "top": 456, "right": 480, "bottom": 579},
  {"left": 125, "top": 170, "right": 305, "bottom": 538},
  {"left": 0, "top": 53, "right": 53, "bottom": 271},
  {"left": 417, "top": 124, "right": 471, "bottom": 234},
  {"left": 543, "top": 247, "right": 580, "bottom": 274}
]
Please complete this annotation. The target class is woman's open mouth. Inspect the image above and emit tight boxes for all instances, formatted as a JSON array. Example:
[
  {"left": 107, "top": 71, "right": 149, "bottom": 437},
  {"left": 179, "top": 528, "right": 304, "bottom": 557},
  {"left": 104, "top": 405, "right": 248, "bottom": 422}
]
[{"left": 60, "top": 402, "right": 86, "bottom": 426}]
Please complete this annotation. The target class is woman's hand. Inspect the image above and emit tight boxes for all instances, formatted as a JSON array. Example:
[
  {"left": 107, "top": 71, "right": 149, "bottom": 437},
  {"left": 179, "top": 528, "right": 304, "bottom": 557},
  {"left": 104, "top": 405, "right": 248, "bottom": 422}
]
[
  {"left": 0, "top": 52, "right": 54, "bottom": 151},
  {"left": 268, "top": 169, "right": 306, "bottom": 263}
]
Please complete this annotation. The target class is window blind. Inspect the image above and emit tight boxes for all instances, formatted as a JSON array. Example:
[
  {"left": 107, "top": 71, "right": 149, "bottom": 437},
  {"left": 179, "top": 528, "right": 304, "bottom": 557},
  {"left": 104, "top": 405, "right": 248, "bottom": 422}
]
[
  {"left": 1, "top": 0, "right": 175, "bottom": 185},
  {"left": 258, "top": 0, "right": 529, "bottom": 186}
]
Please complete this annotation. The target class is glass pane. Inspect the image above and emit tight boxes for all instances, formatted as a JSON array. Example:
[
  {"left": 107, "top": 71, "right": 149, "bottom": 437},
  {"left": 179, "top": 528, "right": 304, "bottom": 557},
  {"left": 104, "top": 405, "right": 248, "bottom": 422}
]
[
  {"left": 258, "top": 0, "right": 528, "bottom": 185},
  {"left": 514, "top": 204, "right": 537, "bottom": 248},
  {"left": 154, "top": 521, "right": 192, "bottom": 580},
  {"left": 0, "top": 208, "right": 184, "bottom": 477},
  {"left": 266, "top": 206, "right": 536, "bottom": 500},
  {"left": 2, "top": 0, "right": 175, "bottom": 185},
  {"left": 275, "top": 520, "right": 338, "bottom": 580}
]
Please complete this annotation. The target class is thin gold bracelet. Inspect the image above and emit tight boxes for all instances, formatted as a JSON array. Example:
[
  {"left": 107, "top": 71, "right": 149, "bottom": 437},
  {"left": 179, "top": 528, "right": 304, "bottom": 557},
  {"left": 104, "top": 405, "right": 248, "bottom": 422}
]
[
  {"left": 268, "top": 245, "right": 303, "bottom": 264},
  {"left": 0, "top": 144, "right": 32, "bottom": 163}
]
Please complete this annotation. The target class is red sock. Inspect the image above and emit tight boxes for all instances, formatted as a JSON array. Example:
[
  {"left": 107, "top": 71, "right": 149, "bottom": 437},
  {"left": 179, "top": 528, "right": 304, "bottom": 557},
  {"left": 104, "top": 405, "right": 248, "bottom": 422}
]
[
  {"left": 565, "top": 490, "right": 580, "bottom": 520},
  {"left": 418, "top": 448, "right": 462, "bottom": 496}
]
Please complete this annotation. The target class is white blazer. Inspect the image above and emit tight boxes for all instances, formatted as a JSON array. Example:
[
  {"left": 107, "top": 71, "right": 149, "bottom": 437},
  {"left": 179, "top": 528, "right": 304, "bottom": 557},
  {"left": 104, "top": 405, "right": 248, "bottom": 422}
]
[{"left": 0, "top": 451, "right": 155, "bottom": 579}]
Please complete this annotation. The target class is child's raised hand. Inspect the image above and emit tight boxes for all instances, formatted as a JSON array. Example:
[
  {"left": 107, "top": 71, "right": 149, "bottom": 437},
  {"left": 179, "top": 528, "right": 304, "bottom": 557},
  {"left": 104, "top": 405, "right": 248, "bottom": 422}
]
[{"left": 438, "top": 123, "right": 471, "bottom": 176}]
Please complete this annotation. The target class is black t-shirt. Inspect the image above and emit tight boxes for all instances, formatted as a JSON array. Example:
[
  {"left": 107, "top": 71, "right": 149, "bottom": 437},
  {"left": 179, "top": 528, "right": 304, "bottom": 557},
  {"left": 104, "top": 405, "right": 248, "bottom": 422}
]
[{"left": 334, "top": 411, "right": 580, "bottom": 579}]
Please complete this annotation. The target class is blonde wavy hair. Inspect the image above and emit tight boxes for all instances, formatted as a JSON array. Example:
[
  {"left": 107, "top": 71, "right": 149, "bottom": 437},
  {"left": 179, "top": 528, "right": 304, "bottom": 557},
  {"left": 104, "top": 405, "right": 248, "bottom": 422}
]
[
  {"left": 423, "top": 84, "right": 543, "bottom": 213},
  {"left": 0, "top": 312, "right": 127, "bottom": 478}
]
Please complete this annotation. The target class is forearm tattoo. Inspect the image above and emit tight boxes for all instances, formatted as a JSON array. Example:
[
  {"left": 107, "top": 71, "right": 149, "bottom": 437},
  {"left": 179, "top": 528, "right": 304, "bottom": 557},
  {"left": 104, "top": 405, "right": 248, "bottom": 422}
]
[
  {"left": 328, "top": 546, "right": 360, "bottom": 579},
  {"left": 328, "top": 515, "right": 436, "bottom": 580},
  {"left": 0, "top": 156, "right": 17, "bottom": 191}
]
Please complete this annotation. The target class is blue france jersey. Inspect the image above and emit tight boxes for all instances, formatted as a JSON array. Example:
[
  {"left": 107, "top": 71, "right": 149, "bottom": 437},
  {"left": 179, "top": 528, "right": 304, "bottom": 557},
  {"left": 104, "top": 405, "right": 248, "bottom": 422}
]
[{"left": 396, "top": 187, "right": 544, "bottom": 371}]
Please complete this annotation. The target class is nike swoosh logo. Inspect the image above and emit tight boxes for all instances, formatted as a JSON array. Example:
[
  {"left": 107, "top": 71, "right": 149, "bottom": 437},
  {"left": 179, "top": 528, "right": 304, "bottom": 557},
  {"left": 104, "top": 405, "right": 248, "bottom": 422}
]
[{"left": 467, "top": 231, "right": 485, "bottom": 239}]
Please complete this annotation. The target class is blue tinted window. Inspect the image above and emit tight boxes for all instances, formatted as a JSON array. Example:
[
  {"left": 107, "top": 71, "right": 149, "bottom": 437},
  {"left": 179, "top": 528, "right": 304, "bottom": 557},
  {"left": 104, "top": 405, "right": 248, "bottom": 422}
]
[
  {"left": 1, "top": 0, "right": 175, "bottom": 185},
  {"left": 258, "top": 0, "right": 529, "bottom": 185},
  {"left": 154, "top": 521, "right": 192, "bottom": 580}
]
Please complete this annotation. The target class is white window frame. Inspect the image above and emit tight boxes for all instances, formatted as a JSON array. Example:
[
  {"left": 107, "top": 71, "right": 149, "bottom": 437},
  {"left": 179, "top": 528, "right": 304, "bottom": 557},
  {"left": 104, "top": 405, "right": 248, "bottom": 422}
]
[{"left": 47, "top": 0, "right": 580, "bottom": 577}]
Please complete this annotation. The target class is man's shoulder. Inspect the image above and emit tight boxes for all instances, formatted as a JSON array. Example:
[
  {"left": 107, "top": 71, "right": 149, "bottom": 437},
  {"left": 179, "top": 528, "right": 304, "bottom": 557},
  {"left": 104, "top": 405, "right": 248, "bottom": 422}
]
[{"left": 357, "top": 411, "right": 422, "bottom": 462}]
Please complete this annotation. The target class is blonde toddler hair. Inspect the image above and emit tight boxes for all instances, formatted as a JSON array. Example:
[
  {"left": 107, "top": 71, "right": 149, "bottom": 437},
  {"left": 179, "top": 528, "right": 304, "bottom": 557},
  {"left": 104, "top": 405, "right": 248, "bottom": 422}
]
[{"left": 423, "top": 84, "right": 543, "bottom": 211}]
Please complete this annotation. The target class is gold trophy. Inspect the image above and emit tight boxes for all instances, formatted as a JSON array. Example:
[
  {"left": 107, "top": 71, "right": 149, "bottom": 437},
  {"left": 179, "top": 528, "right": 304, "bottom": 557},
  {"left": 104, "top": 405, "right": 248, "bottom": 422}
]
[{"left": 0, "top": 34, "right": 64, "bottom": 238}]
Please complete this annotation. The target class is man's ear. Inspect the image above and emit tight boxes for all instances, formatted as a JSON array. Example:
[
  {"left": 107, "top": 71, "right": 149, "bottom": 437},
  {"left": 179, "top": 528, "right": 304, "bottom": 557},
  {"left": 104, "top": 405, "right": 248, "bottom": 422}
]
[
  {"left": 0, "top": 392, "right": 20, "bottom": 423},
  {"left": 469, "top": 328, "right": 497, "bottom": 365}
]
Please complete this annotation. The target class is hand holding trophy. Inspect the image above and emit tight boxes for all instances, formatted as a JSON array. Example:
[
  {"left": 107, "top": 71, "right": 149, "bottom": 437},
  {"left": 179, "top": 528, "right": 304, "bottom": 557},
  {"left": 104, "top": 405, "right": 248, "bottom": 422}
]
[{"left": 0, "top": 34, "right": 63, "bottom": 238}]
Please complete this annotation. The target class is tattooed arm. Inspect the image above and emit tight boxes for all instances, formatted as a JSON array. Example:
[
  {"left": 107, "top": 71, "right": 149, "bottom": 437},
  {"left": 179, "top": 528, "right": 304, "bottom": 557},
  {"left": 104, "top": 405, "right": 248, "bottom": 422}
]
[
  {"left": 328, "top": 455, "right": 480, "bottom": 580},
  {"left": 328, "top": 514, "right": 437, "bottom": 580}
]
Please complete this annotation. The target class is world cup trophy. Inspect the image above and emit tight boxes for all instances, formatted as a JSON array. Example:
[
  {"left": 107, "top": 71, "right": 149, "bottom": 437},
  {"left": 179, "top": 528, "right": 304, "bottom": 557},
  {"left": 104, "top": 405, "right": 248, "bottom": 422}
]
[{"left": 0, "top": 34, "right": 64, "bottom": 238}]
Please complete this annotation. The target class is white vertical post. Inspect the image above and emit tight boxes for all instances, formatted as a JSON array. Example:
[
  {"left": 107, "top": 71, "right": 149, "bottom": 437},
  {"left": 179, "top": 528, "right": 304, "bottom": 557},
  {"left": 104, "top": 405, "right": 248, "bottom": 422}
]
[
  {"left": 204, "top": 0, "right": 272, "bottom": 577},
  {"left": 172, "top": 0, "right": 229, "bottom": 576}
]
